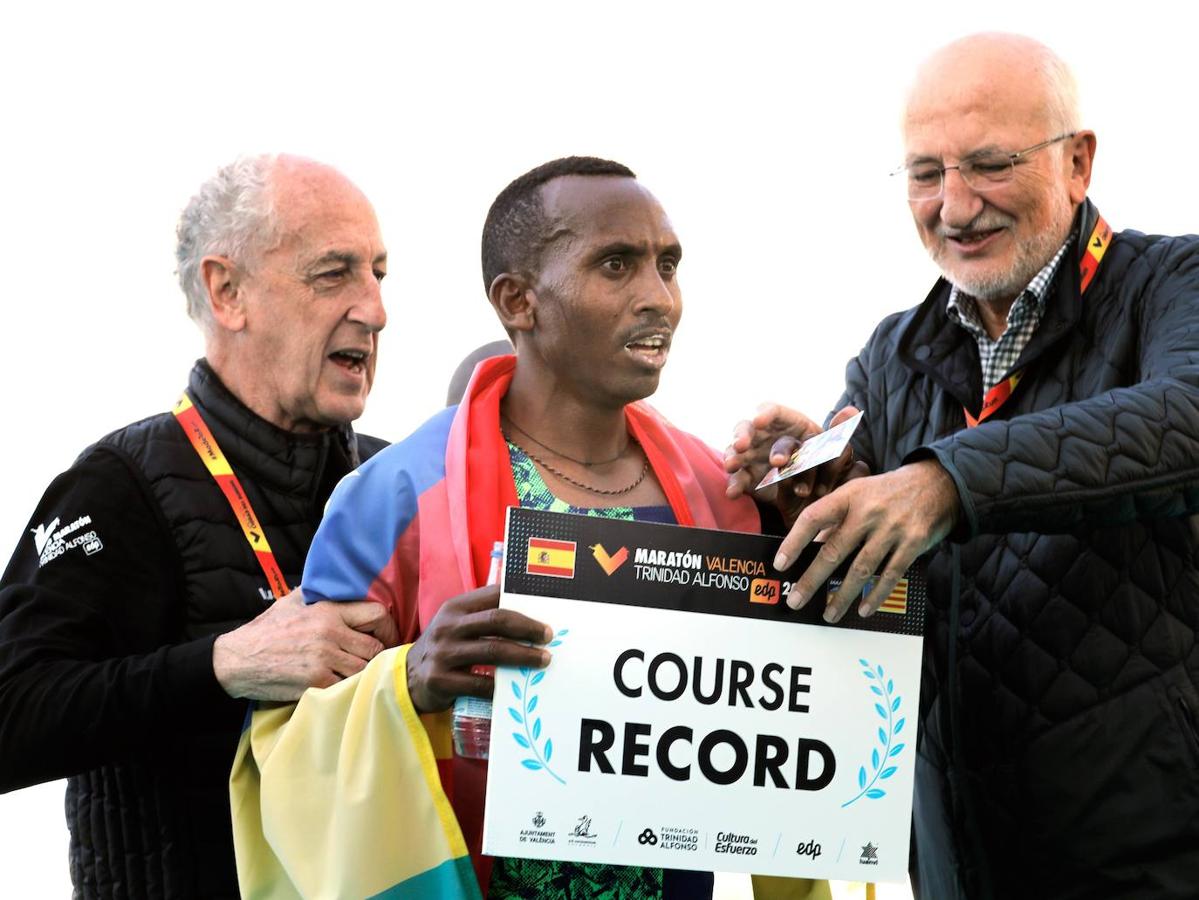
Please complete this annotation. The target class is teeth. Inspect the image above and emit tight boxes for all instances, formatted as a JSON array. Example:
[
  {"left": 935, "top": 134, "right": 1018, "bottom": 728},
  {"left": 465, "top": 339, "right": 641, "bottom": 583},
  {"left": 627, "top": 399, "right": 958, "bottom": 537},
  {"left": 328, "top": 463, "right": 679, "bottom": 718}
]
[
  {"left": 628, "top": 336, "right": 666, "bottom": 349},
  {"left": 335, "top": 350, "right": 366, "bottom": 360}
]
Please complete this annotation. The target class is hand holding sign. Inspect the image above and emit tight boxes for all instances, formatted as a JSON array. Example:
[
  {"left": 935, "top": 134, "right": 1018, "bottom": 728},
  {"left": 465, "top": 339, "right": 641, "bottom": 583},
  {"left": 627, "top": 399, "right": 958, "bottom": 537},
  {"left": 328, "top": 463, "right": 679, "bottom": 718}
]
[{"left": 406, "top": 584, "right": 554, "bottom": 713}]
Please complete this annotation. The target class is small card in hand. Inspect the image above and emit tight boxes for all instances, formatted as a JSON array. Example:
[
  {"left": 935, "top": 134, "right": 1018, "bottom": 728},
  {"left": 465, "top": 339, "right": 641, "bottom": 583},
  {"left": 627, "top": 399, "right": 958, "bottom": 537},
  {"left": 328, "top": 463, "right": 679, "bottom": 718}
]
[{"left": 755, "top": 411, "right": 864, "bottom": 491}]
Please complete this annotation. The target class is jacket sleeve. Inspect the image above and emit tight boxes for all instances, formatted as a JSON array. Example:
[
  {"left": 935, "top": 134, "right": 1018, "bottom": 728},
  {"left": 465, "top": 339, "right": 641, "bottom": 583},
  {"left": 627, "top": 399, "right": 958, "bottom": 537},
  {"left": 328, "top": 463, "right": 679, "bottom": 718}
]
[
  {"left": 0, "top": 447, "right": 235, "bottom": 792},
  {"left": 915, "top": 237, "right": 1199, "bottom": 537},
  {"left": 229, "top": 645, "right": 480, "bottom": 899}
]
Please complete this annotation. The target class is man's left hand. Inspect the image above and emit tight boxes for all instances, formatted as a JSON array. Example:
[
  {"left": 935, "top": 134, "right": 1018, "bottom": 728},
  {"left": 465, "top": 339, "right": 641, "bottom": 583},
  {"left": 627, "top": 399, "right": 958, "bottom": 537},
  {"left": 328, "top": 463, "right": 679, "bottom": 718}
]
[{"left": 773, "top": 459, "right": 960, "bottom": 621}]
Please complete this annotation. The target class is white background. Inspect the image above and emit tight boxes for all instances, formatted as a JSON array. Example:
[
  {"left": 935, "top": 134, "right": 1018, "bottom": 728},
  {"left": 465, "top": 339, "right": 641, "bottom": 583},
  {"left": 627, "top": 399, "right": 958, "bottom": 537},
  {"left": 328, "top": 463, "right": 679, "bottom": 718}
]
[{"left": 1, "top": 2, "right": 1194, "bottom": 896}]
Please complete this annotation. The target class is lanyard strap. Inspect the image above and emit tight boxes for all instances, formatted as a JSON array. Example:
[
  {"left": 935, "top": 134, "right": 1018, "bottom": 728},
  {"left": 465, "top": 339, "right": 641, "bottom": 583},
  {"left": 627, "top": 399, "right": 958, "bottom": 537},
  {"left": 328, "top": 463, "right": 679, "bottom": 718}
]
[
  {"left": 965, "top": 214, "right": 1112, "bottom": 428},
  {"left": 172, "top": 392, "right": 290, "bottom": 599}
]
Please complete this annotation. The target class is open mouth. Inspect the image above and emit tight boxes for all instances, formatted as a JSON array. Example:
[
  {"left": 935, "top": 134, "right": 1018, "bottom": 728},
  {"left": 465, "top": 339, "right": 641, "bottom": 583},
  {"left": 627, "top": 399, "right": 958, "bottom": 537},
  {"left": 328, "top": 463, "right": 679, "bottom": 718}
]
[
  {"left": 328, "top": 348, "right": 369, "bottom": 375},
  {"left": 624, "top": 332, "right": 671, "bottom": 369}
]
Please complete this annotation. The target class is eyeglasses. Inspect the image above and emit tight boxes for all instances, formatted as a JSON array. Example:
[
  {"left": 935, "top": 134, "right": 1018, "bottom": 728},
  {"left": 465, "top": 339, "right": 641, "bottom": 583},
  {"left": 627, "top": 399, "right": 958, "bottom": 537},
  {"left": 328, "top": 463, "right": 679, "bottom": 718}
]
[{"left": 894, "top": 132, "right": 1076, "bottom": 200}]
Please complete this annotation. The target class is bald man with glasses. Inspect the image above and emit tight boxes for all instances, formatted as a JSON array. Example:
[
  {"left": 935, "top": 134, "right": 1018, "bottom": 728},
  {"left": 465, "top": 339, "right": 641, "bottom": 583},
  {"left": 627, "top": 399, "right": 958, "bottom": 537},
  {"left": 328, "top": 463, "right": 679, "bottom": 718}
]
[{"left": 727, "top": 32, "right": 1199, "bottom": 899}]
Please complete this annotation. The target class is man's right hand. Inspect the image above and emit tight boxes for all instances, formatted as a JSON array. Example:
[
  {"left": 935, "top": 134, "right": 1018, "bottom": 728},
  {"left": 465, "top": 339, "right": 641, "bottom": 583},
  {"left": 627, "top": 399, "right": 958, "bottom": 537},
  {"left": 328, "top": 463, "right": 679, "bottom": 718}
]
[
  {"left": 213, "top": 588, "right": 398, "bottom": 701},
  {"left": 405, "top": 584, "right": 553, "bottom": 714}
]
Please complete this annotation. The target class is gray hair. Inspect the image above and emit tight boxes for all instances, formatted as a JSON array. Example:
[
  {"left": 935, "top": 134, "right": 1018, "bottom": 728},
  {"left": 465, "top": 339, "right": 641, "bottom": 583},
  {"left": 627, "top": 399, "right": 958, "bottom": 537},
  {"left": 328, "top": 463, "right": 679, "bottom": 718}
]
[
  {"left": 1034, "top": 46, "right": 1082, "bottom": 136},
  {"left": 175, "top": 154, "right": 280, "bottom": 330}
]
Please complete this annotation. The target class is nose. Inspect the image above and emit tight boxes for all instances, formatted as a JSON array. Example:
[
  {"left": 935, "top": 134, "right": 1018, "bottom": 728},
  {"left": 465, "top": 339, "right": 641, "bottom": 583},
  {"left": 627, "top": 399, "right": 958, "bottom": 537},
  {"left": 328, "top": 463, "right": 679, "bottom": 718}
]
[
  {"left": 349, "top": 274, "right": 387, "bottom": 332},
  {"left": 938, "top": 167, "right": 984, "bottom": 230},
  {"left": 632, "top": 265, "right": 680, "bottom": 321}
]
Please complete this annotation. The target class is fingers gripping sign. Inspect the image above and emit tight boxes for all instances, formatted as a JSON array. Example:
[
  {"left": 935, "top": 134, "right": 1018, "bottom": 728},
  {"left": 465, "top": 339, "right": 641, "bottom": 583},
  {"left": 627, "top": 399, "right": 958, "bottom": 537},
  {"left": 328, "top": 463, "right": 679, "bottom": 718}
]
[
  {"left": 405, "top": 584, "right": 554, "bottom": 714},
  {"left": 773, "top": 460, "right": 960, "bottom": 622}
]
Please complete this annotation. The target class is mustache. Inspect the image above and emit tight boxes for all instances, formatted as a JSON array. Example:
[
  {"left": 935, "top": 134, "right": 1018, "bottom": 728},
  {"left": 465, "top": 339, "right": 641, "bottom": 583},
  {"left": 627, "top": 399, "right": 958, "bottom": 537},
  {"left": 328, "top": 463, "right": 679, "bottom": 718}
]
[
  {"left": 619, "top": 319, "right": 674, "bottom": 345},
  {"left": 938, "top": 212, "right": 1014, "bottom": 238}
]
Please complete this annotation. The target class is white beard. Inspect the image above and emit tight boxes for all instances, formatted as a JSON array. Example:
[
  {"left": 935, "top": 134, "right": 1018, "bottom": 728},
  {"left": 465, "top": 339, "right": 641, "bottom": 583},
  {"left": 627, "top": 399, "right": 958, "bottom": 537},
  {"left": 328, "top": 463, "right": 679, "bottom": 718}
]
[{"left": 930, "top": 190, "right": 1075, "bottom": 303}]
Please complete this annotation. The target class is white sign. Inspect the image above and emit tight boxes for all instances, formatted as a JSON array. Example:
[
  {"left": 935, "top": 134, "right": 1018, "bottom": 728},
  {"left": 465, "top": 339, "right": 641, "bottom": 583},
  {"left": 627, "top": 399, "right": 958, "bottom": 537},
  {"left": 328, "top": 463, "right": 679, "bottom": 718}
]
[{"left": 482, "top": 509, "right": 926, "bottom": 882}]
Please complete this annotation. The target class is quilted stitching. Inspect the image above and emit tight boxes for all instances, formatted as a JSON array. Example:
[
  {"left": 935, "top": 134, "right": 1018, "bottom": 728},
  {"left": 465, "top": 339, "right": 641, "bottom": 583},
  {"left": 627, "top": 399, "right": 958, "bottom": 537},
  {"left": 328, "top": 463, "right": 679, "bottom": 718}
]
[{"left": 839, "top": 209, "right": 1199, "bottom": 896}]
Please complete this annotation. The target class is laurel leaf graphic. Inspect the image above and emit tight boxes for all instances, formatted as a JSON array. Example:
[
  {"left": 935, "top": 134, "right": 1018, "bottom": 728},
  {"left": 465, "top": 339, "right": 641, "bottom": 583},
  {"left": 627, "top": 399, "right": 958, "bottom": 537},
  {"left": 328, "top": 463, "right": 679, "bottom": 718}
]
[{"left": 513, "top": 733, "right": 530, "bottom": 749}]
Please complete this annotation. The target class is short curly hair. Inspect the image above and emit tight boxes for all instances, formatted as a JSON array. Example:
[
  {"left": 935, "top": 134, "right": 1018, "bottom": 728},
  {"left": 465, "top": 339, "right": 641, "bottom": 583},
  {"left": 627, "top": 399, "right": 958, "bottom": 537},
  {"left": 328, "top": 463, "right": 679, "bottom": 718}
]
[{"left": 480, "top": 156, "right": 636, "bottom": 292}]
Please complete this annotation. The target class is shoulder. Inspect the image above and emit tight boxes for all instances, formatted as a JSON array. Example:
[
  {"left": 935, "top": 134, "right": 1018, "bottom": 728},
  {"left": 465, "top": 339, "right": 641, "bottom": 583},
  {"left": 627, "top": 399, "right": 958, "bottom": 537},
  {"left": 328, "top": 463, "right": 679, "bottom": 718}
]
[
  {"left": 4, "top": 442, "right": 167, "bottom": 583},
  {"left": 1105, "top": 228, "right": 1199, "bottom": 290},
  {"left": 344, "top": 406, "right": 455, "bottom": 489},
  {"left": 354, "top": 431, "right": 389, "bottom": 462},
  {"left": 322, "top": 406, "right": 457, "bottom": 522}
]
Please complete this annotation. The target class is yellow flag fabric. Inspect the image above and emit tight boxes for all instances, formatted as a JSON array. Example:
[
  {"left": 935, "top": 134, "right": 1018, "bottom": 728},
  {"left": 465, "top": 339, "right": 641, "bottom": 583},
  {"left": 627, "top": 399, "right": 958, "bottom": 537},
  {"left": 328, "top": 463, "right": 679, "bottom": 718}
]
[{"left": 230, "top": 644, "right": 480, "bottom": 900}]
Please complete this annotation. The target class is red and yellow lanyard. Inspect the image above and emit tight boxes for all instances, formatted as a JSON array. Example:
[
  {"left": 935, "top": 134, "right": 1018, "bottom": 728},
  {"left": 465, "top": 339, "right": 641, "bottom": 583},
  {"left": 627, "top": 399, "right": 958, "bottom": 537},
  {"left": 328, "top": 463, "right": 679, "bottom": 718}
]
[
  {"left": 172, "top": 392, "right": 289, "bottom": 599},
  {"left": 965, "top": 215, "right": 1112, "bottom": 428}
]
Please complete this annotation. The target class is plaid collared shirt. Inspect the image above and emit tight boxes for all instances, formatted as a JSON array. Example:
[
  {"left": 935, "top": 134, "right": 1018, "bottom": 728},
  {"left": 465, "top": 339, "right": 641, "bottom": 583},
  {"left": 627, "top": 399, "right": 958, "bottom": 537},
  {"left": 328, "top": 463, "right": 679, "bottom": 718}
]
[{"left": 946, "top": 235, "right": 1073, "bottom": 394}]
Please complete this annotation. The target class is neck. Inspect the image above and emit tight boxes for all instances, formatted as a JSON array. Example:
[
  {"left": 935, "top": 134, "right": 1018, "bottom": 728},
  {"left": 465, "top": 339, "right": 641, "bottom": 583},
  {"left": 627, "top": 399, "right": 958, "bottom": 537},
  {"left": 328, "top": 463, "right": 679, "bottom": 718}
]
[
  {"left": 501, "top": 365, "right": 630, "bottom": 464},
  {"left": 975, "top": 296, "right": 1016, "bottom": 341},
  {"left": 205, "top": 345, "right": 324, "bottom": 434}
]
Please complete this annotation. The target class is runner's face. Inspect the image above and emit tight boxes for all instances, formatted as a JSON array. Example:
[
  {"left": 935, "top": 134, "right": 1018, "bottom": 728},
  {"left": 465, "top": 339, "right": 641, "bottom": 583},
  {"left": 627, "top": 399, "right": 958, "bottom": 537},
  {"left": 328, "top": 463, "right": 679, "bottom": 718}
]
[
  {"left": 528, "top": 176, "right": 682, "bottom": 410},
  {"left": 238, "top": 163, "right": 387, "bottom": 431}
]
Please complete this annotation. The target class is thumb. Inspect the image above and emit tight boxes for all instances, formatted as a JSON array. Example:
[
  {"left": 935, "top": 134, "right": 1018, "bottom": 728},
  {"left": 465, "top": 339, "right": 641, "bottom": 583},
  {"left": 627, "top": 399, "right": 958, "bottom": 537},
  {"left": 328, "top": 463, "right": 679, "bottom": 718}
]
[
  {"left": 336, "top": 599, "right": 389, "bottom": 630},
  {"left": 829, "top": 405, "right": 861, "bottom": 428}
]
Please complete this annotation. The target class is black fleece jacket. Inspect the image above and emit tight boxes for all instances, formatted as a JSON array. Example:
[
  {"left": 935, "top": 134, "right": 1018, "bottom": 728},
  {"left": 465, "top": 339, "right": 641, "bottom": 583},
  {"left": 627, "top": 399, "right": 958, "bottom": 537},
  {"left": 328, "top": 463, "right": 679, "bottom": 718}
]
[{"left": 0, "top": 360, "right": 385, "bottom": 899}]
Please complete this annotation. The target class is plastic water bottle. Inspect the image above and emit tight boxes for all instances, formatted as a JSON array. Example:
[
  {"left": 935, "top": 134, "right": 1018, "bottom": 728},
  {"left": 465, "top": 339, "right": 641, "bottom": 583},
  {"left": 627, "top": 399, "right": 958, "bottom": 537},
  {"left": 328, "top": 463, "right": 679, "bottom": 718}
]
[{"left": 451, "top": 541, "right": 504, "bottom": 759}]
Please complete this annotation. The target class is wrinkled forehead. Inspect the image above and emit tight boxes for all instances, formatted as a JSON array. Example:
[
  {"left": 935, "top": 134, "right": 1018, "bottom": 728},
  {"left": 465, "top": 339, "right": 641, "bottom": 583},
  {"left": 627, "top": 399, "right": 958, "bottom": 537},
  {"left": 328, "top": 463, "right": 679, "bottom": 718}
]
[{"left": 540, "top": 175, "right": 677, "bottom": 248}]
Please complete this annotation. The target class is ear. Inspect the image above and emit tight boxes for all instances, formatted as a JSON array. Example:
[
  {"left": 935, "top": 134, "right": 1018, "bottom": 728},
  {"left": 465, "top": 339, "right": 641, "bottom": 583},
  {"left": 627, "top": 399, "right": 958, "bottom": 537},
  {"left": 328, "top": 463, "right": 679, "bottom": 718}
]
[
  {"left": 1065, "top": 130, "right": 1096, "bottom": 205},
  {"left": 201, "top": 255, "right": 247, "bottom": 331},
  {"left": 488, "top": 272, "right": 537, "bottom": 336}
]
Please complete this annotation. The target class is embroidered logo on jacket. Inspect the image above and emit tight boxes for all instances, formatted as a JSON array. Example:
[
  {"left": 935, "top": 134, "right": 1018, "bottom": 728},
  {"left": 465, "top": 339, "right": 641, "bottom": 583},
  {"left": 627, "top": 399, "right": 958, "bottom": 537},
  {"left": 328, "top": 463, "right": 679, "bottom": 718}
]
[{"left": 31, "top": 514, "right": 102, "bottom": 567}]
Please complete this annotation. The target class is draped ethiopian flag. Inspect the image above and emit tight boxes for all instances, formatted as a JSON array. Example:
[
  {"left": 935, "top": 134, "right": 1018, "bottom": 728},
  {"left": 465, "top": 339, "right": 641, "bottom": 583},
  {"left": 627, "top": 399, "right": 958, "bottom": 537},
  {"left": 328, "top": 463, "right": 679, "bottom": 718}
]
[{"left": 230, "top": 644, "right": 481, "bottom": 900}]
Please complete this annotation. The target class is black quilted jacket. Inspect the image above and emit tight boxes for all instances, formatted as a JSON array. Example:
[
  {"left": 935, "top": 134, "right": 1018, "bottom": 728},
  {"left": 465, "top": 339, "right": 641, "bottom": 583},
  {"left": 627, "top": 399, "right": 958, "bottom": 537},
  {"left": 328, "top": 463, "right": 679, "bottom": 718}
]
[
  {"left": 0, "top": 361, "right": 385, "bottom": 899},
  {"left": 836, "top": 201, "right": 1199, "bottom": 899}
]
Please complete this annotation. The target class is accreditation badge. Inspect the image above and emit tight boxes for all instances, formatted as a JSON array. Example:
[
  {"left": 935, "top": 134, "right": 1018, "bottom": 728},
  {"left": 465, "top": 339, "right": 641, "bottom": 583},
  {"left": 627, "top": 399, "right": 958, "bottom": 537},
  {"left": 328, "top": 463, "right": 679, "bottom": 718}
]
[{"left": 482, "top": 507, "right": 926, "bottom": 883}]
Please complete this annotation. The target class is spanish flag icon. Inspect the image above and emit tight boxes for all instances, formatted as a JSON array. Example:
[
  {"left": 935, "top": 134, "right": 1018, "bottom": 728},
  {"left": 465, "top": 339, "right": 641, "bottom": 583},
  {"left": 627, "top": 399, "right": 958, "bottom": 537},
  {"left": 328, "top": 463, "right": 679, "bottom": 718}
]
[{"left": 526, "top": 537, "right": 577, "bottom": 578}]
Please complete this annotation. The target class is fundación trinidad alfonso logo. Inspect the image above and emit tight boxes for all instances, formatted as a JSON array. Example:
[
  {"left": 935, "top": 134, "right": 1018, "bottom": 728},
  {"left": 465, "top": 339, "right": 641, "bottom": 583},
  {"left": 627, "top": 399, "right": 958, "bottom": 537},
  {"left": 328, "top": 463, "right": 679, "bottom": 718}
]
[
  {"left": 526, "top": 537, "right": 577, "bottom": 579},
  {"left": 590, "top": 543, "right": 629, "bottom": 576}
]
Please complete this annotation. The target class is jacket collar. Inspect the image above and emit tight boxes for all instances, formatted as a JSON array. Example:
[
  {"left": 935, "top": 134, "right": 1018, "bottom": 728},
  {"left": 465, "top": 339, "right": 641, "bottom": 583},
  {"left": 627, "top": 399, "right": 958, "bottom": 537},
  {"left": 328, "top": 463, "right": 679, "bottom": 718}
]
[{"left": 186, "top": 359, "right": 359, "bottom": 499}]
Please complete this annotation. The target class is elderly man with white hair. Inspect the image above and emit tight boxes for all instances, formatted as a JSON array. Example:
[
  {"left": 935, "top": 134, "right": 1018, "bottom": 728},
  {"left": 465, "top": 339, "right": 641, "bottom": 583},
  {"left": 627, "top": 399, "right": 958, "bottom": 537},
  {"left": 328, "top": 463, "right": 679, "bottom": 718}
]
[
  {"left": 0, "top": 154, "right": 397, "bottom": 898},
  {"left": 728, "top": 33, "right": 1199, "bottom": 898}
]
